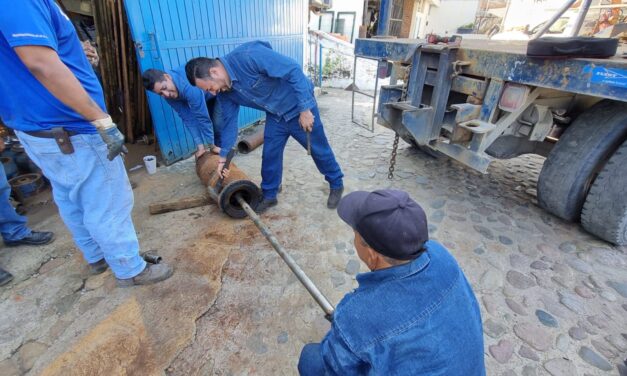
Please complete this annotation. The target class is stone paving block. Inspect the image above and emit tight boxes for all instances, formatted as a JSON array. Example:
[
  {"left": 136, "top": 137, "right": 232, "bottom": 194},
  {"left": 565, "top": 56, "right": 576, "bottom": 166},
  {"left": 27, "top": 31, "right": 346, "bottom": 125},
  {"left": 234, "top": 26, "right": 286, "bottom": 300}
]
[
  {"left": 578, "top": 346, "right": 613, "bottom": 371},
  {"left": 514, "top": 323, "right": 554, "bottom": 351},
  {"left": 544, "top": 358, "right": 577, "bottom": 376}
]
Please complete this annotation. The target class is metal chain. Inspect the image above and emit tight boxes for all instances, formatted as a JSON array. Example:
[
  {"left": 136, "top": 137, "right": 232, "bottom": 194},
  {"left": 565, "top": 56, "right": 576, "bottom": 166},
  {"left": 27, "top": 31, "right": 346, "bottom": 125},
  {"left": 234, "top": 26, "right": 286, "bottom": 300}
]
[
  {"left": 388, "top": 133, "right": 400, "bottom": 180},
  {"left": 387, "top": 65, "right": 410, "bottom": 180},
  {"left": 399, "top": 64, "right": 410, "bottom": 102}
]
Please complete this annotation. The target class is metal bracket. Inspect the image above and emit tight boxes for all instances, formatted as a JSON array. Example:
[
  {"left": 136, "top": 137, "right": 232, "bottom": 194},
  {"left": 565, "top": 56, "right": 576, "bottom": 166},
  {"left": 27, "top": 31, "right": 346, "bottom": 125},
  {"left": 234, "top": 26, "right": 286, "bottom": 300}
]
[
  {"left": 480, "top": 88, "right": 542, "bottom": 152},
  {"left": 451, "top": 60, "right": 470, "bottom": 78},
  {"left": 528, "top": 105, "right": 553, "bottom": 142}
]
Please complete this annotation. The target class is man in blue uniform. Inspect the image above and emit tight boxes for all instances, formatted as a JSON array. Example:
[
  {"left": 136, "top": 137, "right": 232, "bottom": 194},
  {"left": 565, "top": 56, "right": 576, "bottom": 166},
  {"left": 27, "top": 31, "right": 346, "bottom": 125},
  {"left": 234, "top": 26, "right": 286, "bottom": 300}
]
[
  {"left": 0, "top": 0, "right": 172, "bottom": 286},
  {"left": 0, "top": 138, "right": 55, "bottom": 286},
  {"left": 298, "top": 189, "right": 486, "bottom": 375},
  {"left": 185, "top": 41, "right": 344, "bottom": 212},
  {"left": 142, "top": 67, "right": 222, "bottom": 158}
]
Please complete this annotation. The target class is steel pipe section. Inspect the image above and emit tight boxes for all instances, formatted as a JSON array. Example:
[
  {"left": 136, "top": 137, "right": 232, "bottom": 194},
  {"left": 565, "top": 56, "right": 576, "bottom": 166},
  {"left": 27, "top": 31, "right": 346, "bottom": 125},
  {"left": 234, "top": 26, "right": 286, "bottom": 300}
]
[
  {"left": 237, "top": 125, "right": 265, "bottom": 154},
  {"left": 195, "top": 153, "right": 262, "bottom": 218}
]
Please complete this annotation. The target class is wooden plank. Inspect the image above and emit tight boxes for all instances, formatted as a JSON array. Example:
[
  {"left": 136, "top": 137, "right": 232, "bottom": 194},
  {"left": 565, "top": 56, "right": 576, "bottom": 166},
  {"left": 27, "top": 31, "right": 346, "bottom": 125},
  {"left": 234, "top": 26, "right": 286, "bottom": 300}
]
[{"left": 149, "top": 195, "right": 211, "bottom": 215}]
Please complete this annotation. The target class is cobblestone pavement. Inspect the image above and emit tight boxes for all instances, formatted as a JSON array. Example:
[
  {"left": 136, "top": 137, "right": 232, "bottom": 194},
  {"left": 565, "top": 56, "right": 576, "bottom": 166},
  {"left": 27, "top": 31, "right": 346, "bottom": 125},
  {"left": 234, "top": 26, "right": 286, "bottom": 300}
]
[
  {"left": 0, "top": 88, "right": 625, "bottom": 375},
  {"left": 169, "top": 89, "right": 627, "bottom": 376}
]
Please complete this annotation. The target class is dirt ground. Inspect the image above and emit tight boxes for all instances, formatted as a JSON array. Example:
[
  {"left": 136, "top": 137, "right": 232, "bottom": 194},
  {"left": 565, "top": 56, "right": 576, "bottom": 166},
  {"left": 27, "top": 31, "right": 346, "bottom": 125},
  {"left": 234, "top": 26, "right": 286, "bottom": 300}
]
[{"left": 0, "top": 89, "right": 625, "bottom": 376}]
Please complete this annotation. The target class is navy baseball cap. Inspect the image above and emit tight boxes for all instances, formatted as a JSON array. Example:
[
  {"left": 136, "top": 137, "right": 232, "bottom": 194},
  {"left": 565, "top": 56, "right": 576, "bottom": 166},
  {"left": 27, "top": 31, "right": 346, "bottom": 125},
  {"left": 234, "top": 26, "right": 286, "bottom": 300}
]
[{"left": 337, "top": 189, "right": 428, "bottom": 260}]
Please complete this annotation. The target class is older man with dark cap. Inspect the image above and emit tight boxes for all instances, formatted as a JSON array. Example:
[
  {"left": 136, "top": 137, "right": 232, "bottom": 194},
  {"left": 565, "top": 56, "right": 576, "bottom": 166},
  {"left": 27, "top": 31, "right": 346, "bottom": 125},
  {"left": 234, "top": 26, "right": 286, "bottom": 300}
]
[{"left": 298, "top": 189, "right": 485, "bottom": 375}]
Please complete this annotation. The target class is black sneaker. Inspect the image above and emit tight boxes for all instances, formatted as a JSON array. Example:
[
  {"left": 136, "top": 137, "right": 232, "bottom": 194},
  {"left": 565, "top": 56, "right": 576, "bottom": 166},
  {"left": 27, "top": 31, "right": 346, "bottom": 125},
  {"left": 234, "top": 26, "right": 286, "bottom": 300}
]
[
  {"left": 89, "top": 259, "right": 109, "bottom": 275},
  {"left": 327, "top": 187, "right": 344, "bottom": 209},
  {"left": 0, "top": 267, "right": 13, "bottom": 286},
  {"left": 255, "top": 198, "right": 278, "bottom": 213},
  {"left": 4, "top": 231, "right": 55, "bottom": 247}
]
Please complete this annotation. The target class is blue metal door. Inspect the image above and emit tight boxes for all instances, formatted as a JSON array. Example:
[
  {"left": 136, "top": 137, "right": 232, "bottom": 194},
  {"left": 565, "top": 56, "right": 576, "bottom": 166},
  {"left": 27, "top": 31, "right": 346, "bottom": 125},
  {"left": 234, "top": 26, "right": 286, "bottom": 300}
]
[{"left": 124, "top": 0, "right": 307, "bottom": 164}]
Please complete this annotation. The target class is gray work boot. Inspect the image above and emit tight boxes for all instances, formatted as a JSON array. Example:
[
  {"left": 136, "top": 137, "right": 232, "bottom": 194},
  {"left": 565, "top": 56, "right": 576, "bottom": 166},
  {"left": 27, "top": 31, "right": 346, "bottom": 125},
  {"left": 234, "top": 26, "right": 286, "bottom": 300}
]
[
  {"left": 0, "top": 267, "right": 14, "bottom": 286},
  {"left": 116, "top": 262, "right": 173, "bottom": 287},
  {"left": 327, "top": 187, "right": 344, "bottom": 209},
  {"left": 89, "top": 259, "right": 109, "bottom": 275},
  {"left": 255, "top": 198, "right": 278, "bottom": 213}
]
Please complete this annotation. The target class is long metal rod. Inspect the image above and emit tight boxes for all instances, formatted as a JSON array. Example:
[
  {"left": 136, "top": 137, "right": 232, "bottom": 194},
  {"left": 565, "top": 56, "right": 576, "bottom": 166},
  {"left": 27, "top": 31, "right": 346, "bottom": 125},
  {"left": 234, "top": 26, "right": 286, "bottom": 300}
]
[
  {"left": 531, "top": 0, "right": 577, "bottom": 40},
  {"left": 371, "top": 63, "right": 379, "bottom": 132},
  {"left": 235, "top": 194, "right": 336, "bottom": 319},
  {"left": 569, "top": 0, "right": 592, "bottom": 37},
  {"left": 351, "top": 54, "right": 357, "bottom": 123}
]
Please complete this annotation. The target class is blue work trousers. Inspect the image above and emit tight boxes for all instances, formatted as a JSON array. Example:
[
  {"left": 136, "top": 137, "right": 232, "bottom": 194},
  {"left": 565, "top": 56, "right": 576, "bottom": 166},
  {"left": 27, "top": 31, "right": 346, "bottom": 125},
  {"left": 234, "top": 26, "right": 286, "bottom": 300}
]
[
  {"left": 0, "top": 163, "right": 31, "bottom": 242},
  {"left": 16, "top": 131, "right": 146, "bottom": 279},
  {"left": 262, "top": 105, "right": 343, "bottom": 199},
  {"left": 298, "top": 343, "right": 326, "bottom": 376}
]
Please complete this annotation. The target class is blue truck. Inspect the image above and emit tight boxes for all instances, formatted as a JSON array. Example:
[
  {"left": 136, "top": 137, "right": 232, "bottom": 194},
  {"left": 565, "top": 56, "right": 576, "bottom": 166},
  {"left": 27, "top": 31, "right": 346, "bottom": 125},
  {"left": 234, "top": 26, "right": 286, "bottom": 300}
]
[{"left": 354, "top": 37, "right": 627, "bottom": 245}]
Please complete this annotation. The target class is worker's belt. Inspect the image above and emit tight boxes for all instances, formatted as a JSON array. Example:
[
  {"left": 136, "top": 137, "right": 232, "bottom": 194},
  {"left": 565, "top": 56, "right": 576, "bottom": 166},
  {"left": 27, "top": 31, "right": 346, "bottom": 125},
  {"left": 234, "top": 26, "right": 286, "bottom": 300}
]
[{"left": 24, "top": 127, "right": 76, "bottom": 154}]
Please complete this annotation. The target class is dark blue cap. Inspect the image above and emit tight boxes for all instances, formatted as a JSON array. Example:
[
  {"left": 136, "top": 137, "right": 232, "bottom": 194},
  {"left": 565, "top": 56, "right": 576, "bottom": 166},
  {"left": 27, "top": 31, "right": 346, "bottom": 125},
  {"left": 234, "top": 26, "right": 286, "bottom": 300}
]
[{"left": 337, "top": 189, "right": 428, "bottom": 260}]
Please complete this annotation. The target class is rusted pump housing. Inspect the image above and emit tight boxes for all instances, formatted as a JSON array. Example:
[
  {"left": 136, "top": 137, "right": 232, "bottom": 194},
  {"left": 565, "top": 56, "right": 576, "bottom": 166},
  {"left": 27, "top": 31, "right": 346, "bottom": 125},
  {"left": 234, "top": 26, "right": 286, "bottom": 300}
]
[{"left": 195, "top": 153, "right": 262, "bottom": 218}]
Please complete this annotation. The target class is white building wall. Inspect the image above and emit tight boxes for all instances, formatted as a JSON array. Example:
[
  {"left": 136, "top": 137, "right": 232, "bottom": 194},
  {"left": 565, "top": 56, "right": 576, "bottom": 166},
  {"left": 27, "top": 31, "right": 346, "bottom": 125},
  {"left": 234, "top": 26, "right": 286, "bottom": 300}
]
[
  {"left": 308, "top": 0, "right": 364, "bottom": 43},
  {"left": 425, "top": 0, "right": 479, "bottom": 35},
  {"left": 502, "top": 0, "right": 575, "bottom": 31}
]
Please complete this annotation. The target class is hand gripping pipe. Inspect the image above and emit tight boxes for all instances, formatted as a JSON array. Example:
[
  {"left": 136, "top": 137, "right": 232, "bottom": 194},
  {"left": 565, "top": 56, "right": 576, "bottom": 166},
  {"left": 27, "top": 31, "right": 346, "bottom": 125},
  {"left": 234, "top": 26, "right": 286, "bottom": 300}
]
[{"left": 196, "top": 153, "right": 335, "bottom": 320}]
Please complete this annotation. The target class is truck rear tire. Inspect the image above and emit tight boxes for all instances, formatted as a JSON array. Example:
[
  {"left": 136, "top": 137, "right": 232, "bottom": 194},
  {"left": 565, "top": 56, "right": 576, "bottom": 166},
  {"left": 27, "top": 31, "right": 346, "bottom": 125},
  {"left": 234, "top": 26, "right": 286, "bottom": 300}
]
[
  {"left": 581, "top": 140, "right": 627, "bottom": 245},
  {"left": 537, "top": 100, "right": 627, "bottom": 221}
]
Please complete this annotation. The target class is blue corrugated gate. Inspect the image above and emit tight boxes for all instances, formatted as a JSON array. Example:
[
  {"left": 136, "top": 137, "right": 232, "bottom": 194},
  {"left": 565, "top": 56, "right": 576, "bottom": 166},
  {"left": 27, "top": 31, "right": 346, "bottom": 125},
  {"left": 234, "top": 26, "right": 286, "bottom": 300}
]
[{"left": 124, "top": 0, "right": 307, "bottom": 164}]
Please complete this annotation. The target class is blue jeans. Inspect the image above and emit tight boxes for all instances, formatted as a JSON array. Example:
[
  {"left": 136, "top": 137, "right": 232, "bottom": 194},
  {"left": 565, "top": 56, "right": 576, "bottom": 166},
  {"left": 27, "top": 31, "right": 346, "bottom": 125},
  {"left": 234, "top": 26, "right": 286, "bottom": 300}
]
[
  {"left": 0, "top": 163, "right": 31, "bottom": 242},
  {"left": 207, "top": 98, "right": 222, "bottom": 146},
  {"left": 298, "top": 343, "right": 326, "bottom": 376},
  {"left": 16, "top": 131, "right": 146, "bottom": 279},
  {"left": 262, "top": 105, "right": 344, "bottom": 199}
]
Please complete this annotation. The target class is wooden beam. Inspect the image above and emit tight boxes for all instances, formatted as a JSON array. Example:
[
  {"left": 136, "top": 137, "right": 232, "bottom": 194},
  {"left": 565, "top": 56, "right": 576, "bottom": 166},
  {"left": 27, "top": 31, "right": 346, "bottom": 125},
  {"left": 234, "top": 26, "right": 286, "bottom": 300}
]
[{"left": 149, "top": 195, "right": 211, "bottom": 215}]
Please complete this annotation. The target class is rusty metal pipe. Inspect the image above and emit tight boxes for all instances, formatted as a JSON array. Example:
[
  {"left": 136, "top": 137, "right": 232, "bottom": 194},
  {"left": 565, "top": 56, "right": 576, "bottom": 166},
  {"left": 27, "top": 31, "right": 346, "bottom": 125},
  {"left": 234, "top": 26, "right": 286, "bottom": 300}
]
[
  {"left": 196, "top": 153, "right": 262, "bottom": 218},
  {"left": 196, "top": 154, "right": 334, "bottom": 320},
  {"left": 237, "top": 125, "right": 265, "bottom": 154},
  {"left": 235, "top": 193, "right": 335, "bottom": 320}
]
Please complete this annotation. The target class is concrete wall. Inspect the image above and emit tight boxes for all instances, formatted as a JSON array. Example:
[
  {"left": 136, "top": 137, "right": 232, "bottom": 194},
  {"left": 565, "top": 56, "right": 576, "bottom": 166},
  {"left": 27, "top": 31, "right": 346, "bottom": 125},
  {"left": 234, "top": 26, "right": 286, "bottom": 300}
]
[
  {"left": 400, "top": 0, "right": 417, "bottom": 37},
  {"left": 409, "top": 0, "right": 438, "bottom": 38},
  {"left": 426, "top": 0, "right": 479, "bottom": 35}
]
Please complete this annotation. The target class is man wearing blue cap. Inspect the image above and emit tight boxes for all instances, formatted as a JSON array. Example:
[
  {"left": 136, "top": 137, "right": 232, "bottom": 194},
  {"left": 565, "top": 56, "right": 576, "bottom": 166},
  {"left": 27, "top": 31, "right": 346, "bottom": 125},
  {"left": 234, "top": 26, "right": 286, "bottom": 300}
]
[{"left": 298, "top": 189, "right": 485, "bottom": 375}]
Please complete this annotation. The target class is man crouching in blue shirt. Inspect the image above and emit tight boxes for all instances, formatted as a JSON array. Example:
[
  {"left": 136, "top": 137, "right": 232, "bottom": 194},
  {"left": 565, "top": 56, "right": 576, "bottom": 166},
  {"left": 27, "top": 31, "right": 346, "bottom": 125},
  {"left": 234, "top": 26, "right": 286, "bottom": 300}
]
[
  {"left": 142, "top": 67, "right": 222, "bottom": 158},
  {"left": 298, "top": 189, "right": 486, "bottom": 375},
  {"left": 185, "top": 41, "right": 345, "bottom": 212}
]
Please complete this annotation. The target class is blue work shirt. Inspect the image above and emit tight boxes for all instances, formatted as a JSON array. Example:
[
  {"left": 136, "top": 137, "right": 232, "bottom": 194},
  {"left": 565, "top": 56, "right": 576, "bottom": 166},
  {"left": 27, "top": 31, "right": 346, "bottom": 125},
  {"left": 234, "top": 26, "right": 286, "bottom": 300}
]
[
  {"left": 216, "top": 41, "right": 316, "bottom": 157},
  {"left": 165, "top": 66, "right": 215, "bottom": 147},
  {"left": 319, "top": 241, "right": 485, "bottom": 375},
  {"left": 0, "top": 0, "right": 105, "bottom": 134}
]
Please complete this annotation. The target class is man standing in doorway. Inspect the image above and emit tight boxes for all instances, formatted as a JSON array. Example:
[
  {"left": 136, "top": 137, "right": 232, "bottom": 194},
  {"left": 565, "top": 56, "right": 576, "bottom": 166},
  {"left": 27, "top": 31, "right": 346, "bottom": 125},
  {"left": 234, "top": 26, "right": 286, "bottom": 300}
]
[
  {"left": 142, "top": 67, "right": 222, "bottom": 158},
  {"left": 0, "top": 0, "right": 172, "bottom": 286},
  {"left": 185, "top": 41, "right": 344, "bottom": 212}
]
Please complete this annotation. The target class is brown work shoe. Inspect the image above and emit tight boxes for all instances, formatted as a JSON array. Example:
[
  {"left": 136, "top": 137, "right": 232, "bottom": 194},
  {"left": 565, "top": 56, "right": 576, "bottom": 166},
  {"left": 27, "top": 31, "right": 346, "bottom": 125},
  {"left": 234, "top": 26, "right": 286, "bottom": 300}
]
[{"left": 116, "top": 262, "right": 173, "bottom": 287}]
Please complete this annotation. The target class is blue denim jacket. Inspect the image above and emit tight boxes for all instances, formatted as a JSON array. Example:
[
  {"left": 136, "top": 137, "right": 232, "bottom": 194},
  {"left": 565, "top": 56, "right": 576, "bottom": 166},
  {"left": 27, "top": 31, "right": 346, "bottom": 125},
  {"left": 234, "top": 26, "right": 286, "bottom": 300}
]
[
  {"left": 166, "top": 66, "right": 215, "bottom": 147},
  {"left": 216, "top": 41, "right": 316, "bottom": 157},
  {"left": 319, "top": 241, "right": 485, "bottom": 375}
]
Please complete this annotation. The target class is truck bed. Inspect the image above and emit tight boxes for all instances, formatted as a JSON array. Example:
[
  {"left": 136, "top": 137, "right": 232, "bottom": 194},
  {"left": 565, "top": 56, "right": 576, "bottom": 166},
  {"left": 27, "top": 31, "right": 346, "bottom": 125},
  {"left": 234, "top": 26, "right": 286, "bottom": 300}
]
[
  {"left": 355, "top": 38, "right": 627, "bottom": 102},
  {"left": 460, "top": 39, "right": 627, "bottom": 63}
]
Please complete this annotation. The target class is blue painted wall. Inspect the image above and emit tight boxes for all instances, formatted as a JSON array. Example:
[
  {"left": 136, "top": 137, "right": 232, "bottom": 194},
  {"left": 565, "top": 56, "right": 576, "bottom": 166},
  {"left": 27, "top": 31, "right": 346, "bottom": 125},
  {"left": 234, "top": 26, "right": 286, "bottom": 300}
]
[{"left": 125, "top": 0, "right": 307, "bottom": 164}]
